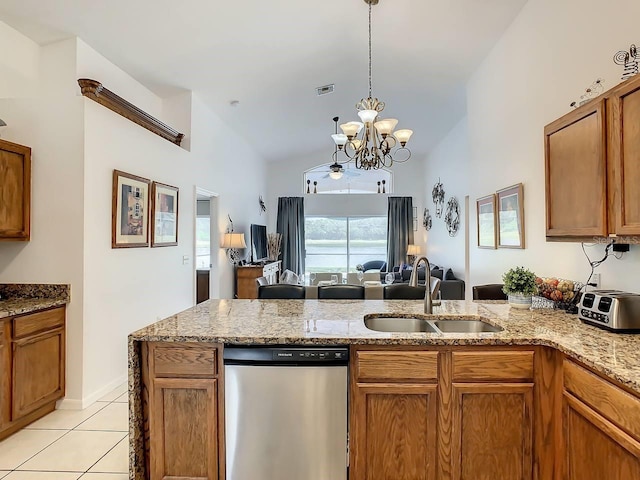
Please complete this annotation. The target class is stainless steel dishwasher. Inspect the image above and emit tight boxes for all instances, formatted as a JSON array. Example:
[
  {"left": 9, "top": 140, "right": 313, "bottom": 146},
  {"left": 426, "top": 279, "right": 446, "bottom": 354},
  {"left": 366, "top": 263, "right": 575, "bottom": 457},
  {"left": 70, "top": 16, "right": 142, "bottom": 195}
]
[{"left": 224, "top": 345, "right": 349, "bottom": 480}]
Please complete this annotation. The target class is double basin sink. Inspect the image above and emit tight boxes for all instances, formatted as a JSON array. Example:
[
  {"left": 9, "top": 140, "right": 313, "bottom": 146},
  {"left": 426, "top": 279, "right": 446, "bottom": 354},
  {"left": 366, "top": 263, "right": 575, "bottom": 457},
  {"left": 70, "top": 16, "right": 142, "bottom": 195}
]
[{"left": 364, "top": 314, "right": 503, "bottom": 334}]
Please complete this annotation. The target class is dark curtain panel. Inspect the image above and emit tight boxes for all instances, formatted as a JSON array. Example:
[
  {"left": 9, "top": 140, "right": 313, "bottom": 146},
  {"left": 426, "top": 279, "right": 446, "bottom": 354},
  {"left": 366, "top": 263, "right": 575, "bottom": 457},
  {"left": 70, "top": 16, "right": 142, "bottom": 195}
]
[
  {"left": 276, "top": 197, "right": 305, "bottom": 274},
  {"left": 387, "top": 197, "right": 414, "bottom": 270}
]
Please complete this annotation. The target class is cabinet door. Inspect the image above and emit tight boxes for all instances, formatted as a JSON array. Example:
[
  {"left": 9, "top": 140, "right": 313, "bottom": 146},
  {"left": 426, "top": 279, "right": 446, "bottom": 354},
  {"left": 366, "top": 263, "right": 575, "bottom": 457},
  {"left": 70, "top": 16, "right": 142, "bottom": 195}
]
[
  {"left": 350, "top": 383, "right": 438, "bottom": 480},
  {"left": 564, "top": 393, "right": 640, "bottom": 480},
  {"left": 451, "top": 383, "right": 533, "bottom": 480},
  {"left": 0, "top": 321, "right": 9, "bottom": 429},
  {"left": 544, "top": 101, "right": 608, "bottom": 237},
  {"left": 0, "top": 139, "right": 31, "bottom": 241},
  {"left": 610, "top": 77, "right": 640, "bottom": 235},
  {"left": 150, "top": 377, "right": 219, "bottom": 480},
  {"left": 12, "top": 328, "right": 65, "bottom": 420}
]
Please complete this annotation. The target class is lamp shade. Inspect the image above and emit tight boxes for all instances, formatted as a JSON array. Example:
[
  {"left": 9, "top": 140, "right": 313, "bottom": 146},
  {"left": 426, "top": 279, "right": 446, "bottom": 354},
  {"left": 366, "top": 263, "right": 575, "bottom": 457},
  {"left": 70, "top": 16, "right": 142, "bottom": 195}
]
[
  {"left": 358, "top": 109, "right": 378, "bottom": 124},
  {"left": 407, "top": 244, "right": 421, "bottom": 256},
  {"left": 394, "top": 129, "right": 413, "bottom": 145},
  {"left": 221, "top": 233, "right": 246, "bottom": 249},
  {"left": 331, "top": 134, "right": 348, "bottom": 146},
  {"left": 340, "top": 121, "right": 364, "bottom": 138},
  {"left": 374, "top": 118, "right": 398, "bottom": 136}
]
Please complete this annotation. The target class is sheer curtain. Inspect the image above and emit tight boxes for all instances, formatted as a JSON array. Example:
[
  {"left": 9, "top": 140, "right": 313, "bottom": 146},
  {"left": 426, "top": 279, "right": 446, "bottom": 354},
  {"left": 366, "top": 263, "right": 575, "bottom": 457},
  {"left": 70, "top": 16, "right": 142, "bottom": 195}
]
[
  {"left": 387, "top": 197, "right": 414, "bottom": 271},
  {"left": 276, "top": 197, "right": 305, "bottom": 275}
]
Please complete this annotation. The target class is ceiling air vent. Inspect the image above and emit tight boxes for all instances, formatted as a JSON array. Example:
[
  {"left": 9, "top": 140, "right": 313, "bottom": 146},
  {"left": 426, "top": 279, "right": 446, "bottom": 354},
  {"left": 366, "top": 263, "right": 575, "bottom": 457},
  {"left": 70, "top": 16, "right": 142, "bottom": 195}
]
[{"left": 316, "top": 84, "right": 335, "bottom": 96}]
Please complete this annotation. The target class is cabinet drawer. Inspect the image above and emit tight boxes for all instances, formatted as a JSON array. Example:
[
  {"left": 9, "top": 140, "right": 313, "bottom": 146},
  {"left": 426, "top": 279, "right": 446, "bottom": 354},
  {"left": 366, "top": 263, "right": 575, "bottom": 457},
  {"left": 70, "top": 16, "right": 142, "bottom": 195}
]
[
  {"left": 12, "top": 307, "right": 65, "bottom": 339},
  {"left": 151, "top": 343, "right": 217, "bottom": 378},
  {"left": 452, "top": 350, "right": 534, "bottom": 381},
  {"left": 356, "top": 350, "right": 438, "bottom": 382},
  {"left": 564, "top": 359, "right": 640, "bottom": 441}
]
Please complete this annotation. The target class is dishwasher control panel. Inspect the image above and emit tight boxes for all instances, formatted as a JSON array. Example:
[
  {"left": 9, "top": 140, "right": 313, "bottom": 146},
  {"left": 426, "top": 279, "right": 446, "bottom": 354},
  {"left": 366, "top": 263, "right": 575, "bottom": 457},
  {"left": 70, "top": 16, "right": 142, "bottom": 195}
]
[
  {"left": 224, "top": 345, "right": 350, "bottom": 365},
  {"left": 272, "top": 349, "right": 347, "bottom": 361}
]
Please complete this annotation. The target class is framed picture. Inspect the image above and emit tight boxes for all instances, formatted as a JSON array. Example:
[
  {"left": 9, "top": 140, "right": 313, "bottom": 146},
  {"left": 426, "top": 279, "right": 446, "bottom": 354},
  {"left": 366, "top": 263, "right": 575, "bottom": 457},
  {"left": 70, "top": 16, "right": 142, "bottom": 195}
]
[
  {"left": 476, "top": 194, "right": 497, "bottom": 249},
  {"left": 497, "top": 183, "right": 525, "bottom": 249},
  {"left": 151, "top": 181, "right": 179, "bottom": 247},
  {"left": 112, "top": 170, "right": 150, "bottom": 248}
]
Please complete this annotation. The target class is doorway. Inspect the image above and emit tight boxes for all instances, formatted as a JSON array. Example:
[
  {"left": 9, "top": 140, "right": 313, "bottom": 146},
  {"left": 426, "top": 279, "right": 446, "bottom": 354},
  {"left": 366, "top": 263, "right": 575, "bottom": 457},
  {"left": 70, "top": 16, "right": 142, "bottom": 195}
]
[{"left": 194, "top": 187, "right": 219, "bottom": 304}]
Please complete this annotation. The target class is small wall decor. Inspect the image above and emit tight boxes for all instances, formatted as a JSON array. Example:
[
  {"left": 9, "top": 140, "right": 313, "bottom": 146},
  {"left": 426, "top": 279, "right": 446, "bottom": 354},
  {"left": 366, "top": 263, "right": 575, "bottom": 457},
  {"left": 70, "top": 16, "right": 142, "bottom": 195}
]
[
  {"left": 423, "top": 208, "right": 432, "bottom": 231},
  {"left": 569, "top": 78, "right": 605, "bottom": 109},
  {"left": 151, "top": 182, "right": 179, "bottom": 247},
  {"left": 497, "top": 183, "right": 525, "bottom": 249},
  {"left": 476, "top": 194, "right": 497, "bottom": 249},
  {"left": 412, "top": 206, "right": 418, "bottom": 231},
  {"left": 432, "top": 179, "right": 445, "bottom": 218},
  {"left": 267, "top": 232, "right": 282, "bottom": 261},
  {"left": 444, "top": 196, "right": 460, "bottom": 237},
  {"left": 614, "top": 44, "right": 639, "bottom": 81},
  {"left": 259, "top": 195, "right": 266, "bottom": 215},
  {"left": 112, "top": 170, "right": 150, "bottom": 248}
]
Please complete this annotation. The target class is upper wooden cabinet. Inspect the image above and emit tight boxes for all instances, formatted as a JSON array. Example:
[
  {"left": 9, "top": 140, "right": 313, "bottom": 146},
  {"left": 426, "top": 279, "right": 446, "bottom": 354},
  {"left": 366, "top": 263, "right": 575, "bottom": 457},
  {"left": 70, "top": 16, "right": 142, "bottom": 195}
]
[
  {"left": 0, "top": 139, "right": 31, "bottom": 241},
  {"left": 545, "top": 74, "right": 640, "bottom": 240}
]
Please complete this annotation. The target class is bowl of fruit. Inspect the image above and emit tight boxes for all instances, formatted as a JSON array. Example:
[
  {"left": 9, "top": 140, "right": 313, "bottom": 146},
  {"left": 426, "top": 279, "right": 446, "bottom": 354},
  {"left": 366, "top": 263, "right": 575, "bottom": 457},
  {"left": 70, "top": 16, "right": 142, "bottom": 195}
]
[{"left": 533, "top": 277, "right": 583, "bottom": 310}]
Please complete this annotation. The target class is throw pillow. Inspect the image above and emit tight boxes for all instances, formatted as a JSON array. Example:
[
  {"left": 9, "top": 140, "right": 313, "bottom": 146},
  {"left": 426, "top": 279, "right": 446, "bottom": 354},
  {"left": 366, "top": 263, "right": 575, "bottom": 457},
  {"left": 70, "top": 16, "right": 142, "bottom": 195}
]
[
  {"left": 445, "top": 268, "right": 457, "bottom": 280},
  {"left": 431, "top": 267, "right": 443, "bottom": 280}
]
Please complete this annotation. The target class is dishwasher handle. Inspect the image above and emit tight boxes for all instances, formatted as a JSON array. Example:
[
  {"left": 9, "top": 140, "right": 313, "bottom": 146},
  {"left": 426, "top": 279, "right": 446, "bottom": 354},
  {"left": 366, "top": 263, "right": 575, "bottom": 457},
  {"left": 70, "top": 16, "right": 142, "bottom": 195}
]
[{"left": 223, "top": 346, "right": 349, "bottom": 366}]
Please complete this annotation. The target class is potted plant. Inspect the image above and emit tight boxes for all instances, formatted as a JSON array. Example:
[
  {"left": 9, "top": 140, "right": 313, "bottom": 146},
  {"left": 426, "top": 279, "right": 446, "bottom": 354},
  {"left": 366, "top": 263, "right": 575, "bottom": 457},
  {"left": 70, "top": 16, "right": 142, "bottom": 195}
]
[{"left": 502, "top": 266, "right": 537, "bottom": 309}]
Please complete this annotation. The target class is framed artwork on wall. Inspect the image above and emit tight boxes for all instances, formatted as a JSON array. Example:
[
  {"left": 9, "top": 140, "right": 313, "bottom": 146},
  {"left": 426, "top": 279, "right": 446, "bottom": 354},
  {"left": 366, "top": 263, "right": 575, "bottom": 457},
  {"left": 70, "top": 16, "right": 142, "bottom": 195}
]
[
  {"left": 112, "top": 170, "right": 150, "bottom": 248},
  {"left": 151, "top": 181, "right": 179, "bottom": 247},
  {"left": 476, "top": 194, "right": 497, "bottom": 249},
  {"left": 497, "top": 183, "right": 525, "bottom": 249}
]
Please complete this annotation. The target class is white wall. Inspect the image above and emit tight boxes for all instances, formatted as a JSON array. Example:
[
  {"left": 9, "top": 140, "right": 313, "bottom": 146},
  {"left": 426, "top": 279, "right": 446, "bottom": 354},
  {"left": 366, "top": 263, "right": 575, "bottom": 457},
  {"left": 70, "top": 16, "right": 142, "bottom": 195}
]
[
  {"left": 423, "top": 117, "right": 469, "bottom": 280},
  {"left": 458, "top": 0, "right": 640, "bottom": 290},
  {"left": 78, "top": 40, "right": 266, "bottom": 404},
  {"left": 0, "top": 30, "right": 86, "bottom": 401},
  {"left": 266, "top": 151, "right": 427, "bottom": 261}
]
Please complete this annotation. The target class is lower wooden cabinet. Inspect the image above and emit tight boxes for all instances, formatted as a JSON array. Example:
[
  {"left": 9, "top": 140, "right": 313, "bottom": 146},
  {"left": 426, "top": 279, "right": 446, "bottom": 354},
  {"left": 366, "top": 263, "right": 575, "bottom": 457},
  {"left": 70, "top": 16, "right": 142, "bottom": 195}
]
[
  {"left": 451, "top": 383, "right": 533, "bottom": 480},
  {"left": 12, "top": 328, "right": 65, "bottom": 419},
  {"left": 143, "top": 342, "right": 224, "bottom": 480},
  {"left": 563, "top": 393, "right": 640, "bottom": 479},
  {"left": 0, "top": 306, "right": 65, "bottom": 441},
  {"left": 350, "top": 383, "right": 438, "bottom": 480}
]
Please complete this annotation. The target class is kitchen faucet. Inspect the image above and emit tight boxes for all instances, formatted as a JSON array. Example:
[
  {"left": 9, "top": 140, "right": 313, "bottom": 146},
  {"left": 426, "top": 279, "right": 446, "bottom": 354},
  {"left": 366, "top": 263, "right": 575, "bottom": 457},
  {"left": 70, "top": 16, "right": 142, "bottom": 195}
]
[{"left": 408, "top": 255, "right": 433, "bottom": 314}]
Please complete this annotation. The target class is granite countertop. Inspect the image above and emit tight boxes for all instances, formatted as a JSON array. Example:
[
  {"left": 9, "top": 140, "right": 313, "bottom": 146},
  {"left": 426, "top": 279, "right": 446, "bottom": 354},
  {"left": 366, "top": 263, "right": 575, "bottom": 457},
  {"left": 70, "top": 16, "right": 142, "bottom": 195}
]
[
  {"left": 129, "top": 298, "right": 640, "bottom": 394},
  {"left": 0, "top": 283, "right": 70, "bottom": 318}
]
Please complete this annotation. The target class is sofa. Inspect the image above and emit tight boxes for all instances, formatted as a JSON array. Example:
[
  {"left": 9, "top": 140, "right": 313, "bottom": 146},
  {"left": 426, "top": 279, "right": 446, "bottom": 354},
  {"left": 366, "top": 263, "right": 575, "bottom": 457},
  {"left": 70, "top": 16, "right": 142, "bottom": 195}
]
[{"left": 384, "top": 265, "right": 465, "bottom": 300}]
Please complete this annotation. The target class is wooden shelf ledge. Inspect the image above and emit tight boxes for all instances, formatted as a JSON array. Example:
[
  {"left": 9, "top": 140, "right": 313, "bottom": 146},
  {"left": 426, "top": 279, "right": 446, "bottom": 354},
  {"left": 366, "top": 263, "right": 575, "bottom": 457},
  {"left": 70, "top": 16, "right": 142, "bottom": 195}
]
[{"left": 78, "top": 78, "right": 185, "bottom": 146}]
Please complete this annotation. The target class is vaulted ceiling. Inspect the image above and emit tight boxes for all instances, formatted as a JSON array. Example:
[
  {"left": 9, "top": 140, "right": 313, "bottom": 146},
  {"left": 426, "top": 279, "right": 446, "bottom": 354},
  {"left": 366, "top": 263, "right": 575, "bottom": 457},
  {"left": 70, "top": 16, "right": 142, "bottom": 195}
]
[{"left": 0, "top": 0, "right": 528, "bottom": 162}]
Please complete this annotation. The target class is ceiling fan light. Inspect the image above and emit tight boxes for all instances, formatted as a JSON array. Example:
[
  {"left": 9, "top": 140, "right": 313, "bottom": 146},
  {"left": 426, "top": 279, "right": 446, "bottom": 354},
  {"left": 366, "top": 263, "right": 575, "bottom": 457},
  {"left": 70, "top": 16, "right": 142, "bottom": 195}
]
[
  {"left": 340, "top": 122, "right": 364, "bottom": 137},
  {"left": 331, "top": 133, "right": 348, "bottom": 146},
  {"left": 329, "top": 170, "right": 343, "bottom": 180},
  {"left": 394, "top": 129, "right": 413, "bottom": 145},
  {"left": 358, "top": 109, "right": 378, "bottom": 124},
  {"left": 374, "top": 118, "right": 398, "bottom": 136}
]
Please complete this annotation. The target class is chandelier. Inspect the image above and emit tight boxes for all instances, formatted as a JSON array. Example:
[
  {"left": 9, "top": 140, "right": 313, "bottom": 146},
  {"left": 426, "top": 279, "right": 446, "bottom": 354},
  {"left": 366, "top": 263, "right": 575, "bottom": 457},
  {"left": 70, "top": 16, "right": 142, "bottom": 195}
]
[{"left": 331, "top": 0, "right": 413, "bottom": 170}]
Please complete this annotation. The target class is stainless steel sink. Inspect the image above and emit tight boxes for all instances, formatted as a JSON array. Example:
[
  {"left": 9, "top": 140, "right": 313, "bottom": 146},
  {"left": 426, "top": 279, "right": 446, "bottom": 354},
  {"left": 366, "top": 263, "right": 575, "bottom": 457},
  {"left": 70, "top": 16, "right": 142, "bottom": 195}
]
[
  {"left": 432, "top": 319, "right": 503, "bottom": 333},
  {"left": 364, "top": 315, "right": 503, "bottom": 333},
  {"left": 364, "top": 316, "right": 438, "bottom": 333}
]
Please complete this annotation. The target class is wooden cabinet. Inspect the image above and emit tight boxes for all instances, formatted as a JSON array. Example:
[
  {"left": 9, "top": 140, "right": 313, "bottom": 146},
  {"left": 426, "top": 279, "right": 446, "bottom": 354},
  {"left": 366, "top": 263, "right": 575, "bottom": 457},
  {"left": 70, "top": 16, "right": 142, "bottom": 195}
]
[
  {"left": 544, "top": 74, "right": 640, "bottom": 240},
  {"left": 350, "top": 349, "right": 439, "bottom": 480},
  {"left": 562, "top": 359, "right": 640, "bottom": 479},
  {"left": 0, "top": 306, "right": 66, "bottom": 441},
  {"left": 143, "top": 342, "right": 224, "bottom": 480},
  {"left": 196, "top": 269, "right": 210, "bottom": 304},
  {"left": 0, "top": 139, "right": 31, "bottom": 241},
  {"left": 350, "top": 347, "right": 539, "bottom": 480},
  {"left": 235, "top": 261, "right": 280, "bottom": 299}
]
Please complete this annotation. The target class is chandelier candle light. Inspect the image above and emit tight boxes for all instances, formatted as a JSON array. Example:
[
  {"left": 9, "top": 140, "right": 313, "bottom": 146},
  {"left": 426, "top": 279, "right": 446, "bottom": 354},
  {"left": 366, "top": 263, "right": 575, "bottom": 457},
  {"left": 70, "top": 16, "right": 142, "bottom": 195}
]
[{"left": 331, "top": 0, "right": 413, "bottom": 170}]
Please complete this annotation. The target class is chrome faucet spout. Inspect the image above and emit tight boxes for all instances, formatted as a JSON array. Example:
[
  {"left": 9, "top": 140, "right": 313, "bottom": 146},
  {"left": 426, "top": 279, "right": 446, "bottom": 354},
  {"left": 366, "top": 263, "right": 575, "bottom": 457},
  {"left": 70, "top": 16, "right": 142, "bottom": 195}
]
[{"left": 409, "top": 256, "right": 433, "bottom": 314}]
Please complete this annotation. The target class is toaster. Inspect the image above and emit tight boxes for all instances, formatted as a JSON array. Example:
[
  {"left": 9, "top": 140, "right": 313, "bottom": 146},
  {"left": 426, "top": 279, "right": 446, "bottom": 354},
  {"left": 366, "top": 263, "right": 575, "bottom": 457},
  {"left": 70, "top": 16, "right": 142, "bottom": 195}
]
[{"left": 578, "top": 290, "right": 640, "bottom": 332}]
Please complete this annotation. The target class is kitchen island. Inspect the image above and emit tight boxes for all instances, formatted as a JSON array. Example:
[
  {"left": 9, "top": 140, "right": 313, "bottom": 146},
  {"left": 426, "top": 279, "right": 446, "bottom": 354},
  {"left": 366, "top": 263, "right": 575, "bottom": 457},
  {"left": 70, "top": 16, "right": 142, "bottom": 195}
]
[{"left": 128, "top": 299, "right": 640, "bottom": 480}]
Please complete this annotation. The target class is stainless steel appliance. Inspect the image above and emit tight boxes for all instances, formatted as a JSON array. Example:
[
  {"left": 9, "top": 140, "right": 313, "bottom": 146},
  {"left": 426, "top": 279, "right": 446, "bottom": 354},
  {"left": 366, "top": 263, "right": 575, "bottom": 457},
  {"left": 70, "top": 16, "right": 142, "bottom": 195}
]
[
  {"left": 578, "top": 289, "right": 640, "bottom": 331},
  {"left": 224, "top": 346, "right": 349, "bottom": 480}
]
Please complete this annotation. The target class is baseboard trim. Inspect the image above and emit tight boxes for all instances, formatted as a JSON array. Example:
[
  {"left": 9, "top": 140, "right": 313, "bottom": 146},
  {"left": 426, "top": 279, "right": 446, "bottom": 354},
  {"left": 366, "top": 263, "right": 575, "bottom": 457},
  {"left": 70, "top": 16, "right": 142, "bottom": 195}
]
[{"left": 57, "top": 374, "right": 128, "bottom": 410}]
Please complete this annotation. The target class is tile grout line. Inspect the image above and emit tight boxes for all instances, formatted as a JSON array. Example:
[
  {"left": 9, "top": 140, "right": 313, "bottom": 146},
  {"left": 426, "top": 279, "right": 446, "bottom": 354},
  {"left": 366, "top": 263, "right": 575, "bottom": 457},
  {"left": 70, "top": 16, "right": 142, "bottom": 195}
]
[{"left": 81, "top": 431, "right": 129, "bottom": 476}]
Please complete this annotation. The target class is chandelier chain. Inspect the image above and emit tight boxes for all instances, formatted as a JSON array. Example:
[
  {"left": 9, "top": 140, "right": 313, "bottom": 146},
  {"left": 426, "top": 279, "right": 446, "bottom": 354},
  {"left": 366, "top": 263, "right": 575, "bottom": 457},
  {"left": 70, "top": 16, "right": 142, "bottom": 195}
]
[{"left": 368, "top": 2, "right": 372, "bottom": 99}]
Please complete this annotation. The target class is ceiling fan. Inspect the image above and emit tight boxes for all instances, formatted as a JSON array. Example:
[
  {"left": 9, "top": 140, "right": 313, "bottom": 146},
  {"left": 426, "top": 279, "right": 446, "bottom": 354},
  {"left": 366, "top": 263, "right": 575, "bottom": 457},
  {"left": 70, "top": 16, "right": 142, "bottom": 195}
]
[{"left": 321, "top": 161, "right": 361, "bottom": 180}]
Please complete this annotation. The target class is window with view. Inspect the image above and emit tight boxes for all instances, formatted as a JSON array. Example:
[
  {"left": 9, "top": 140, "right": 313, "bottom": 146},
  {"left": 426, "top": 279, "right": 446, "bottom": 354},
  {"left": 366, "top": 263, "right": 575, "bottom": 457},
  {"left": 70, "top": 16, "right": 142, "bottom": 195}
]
[{"left": 305, "top": 216, "right": 387, "bottom": 274}]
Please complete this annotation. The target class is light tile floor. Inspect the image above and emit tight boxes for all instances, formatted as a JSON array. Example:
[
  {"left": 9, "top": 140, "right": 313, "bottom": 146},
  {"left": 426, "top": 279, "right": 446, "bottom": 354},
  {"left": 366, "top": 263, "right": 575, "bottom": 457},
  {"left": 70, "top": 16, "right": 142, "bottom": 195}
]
[{"left": 0, "top": 384, "right": 129, "bottom": 480}]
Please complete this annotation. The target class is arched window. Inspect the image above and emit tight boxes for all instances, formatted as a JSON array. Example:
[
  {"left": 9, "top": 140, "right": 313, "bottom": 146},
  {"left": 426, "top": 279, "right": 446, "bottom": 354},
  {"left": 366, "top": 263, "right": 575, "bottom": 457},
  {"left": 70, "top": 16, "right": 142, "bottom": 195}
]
[{"left": 303, "top": 163, "right": 393, "bottom": 194}]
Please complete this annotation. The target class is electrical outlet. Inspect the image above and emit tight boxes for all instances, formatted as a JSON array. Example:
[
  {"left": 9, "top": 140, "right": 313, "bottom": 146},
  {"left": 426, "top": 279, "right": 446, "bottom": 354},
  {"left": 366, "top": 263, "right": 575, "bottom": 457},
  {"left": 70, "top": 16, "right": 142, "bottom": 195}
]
[{"left": 592, "top": 273, "right": 601, "bottom": 289}]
